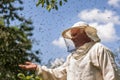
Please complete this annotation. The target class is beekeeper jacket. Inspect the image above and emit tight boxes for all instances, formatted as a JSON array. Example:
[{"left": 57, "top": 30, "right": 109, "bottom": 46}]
[{"left": 36, "top": 42, "right": 120, "bottom": 80}]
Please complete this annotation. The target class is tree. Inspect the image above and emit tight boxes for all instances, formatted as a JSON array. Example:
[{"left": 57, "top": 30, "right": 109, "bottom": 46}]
[
  {"left": 0, "top": 0, "right": 68, "bottom": 26},
  {"left": 0, "top": 0, "right": 68, "bottom": 79},
  {"left": 36, "top": 0, "right": 68, "bottom": 11},
  {"left": 0, "top": 0, "right": 42, "bottom": 79},
  {"left": 0, "top": 0, "right": 32, "bottom": 26},
  {"left": 0, "top": 18, "right": 40, "bottom": 80}
]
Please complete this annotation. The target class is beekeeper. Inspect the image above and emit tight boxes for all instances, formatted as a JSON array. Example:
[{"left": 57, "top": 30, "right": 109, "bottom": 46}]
[{"left": 19, "top": 22, "right": 120, "bottom": 80}]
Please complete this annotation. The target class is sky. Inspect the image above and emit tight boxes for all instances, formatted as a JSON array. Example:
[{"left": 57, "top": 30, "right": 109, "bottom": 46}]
[{"left": 12, "top": 0, "right": 120, "bottom": 64}]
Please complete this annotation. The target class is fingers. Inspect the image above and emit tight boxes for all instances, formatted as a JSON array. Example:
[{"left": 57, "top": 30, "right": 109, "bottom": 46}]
[
  {"left": 19, "top": 62, "right": 37, "bottom": 70},
  {"left": 19, "top": 64, "right": 26, "bottom": 69},
  {"left": 19, "top": 64, "right": 31, "bottom": 70},
  {"left": 25, "top": 62, "right": 32, "bottom": 65}
]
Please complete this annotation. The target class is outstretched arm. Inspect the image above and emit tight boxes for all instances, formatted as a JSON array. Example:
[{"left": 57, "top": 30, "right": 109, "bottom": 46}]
[
  {"left": 19, "top": 54, "right": 71, "bottom": 80},
  {"left": 19, "top": 62, "right": 37, "bottom": 71}
]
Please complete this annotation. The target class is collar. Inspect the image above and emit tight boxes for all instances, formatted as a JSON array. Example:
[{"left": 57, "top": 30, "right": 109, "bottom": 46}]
[
  {"left": 72, "top": 41, "right": 95, "bottom": 60},
  {"left": 77, "top": 41, "right": 95, "bottom": 52}
]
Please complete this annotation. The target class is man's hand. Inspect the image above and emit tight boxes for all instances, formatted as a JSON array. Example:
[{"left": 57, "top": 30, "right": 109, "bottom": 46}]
[{"left": 19, "top": 62, "right": 37, "bottom": 71}]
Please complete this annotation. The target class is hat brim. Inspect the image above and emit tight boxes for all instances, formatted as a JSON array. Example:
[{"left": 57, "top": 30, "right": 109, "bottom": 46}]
[{"left": 62, "top": 25, "right": 100, "bottom": 42}]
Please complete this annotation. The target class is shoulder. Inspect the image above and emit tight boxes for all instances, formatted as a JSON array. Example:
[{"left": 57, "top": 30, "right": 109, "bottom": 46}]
[
  {"left": 93, "top": 42, "right": 106, "bottom": 48},
  {"left": 91, "top": 42, "right": 113, "bottom": 56},
  {"left": 92, "top": 42, "right": 110, "bottom": 51},
  {"left": 89, "top": 42, "right": 113, "bottom": 56}
]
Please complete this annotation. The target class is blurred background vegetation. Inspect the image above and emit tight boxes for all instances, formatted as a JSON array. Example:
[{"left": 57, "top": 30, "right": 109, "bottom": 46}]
[{"left": 0, "top": 0, "right": 67, "bottom": 79}]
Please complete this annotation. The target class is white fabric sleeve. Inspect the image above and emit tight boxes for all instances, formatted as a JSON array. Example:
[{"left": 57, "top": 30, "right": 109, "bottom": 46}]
[
  {"left": 35, "top": 54, "right": 71, "bottom": 80},
  {"left": 98, "top": 47, "right": 120, "bottom": 80}
]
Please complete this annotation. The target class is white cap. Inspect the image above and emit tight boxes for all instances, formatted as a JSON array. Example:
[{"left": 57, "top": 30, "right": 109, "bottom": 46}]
[{"left": 72, "top": 21, "right": 89, "bottom": 27}]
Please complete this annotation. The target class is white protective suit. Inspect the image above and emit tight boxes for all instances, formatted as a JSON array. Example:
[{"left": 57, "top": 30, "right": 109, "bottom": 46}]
[{"left": 36, "top": 42, "right": 120, "bottom": 80}]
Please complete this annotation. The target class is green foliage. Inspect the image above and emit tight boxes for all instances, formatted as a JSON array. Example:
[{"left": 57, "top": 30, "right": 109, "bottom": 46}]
[
  {"left": 17, "top": 73, "right": 43, "bottom": 80},
  {"left": 0, "top": 0, "right": 68, "bottom": 26},
  {"left": 36, "top": 0, "right": 68, "bottom": 11},
  {"left": 0, "top": 0, "right": 69, "bottom": 79},
  {"left": 0, "top": 19, "right": 41, "bottom": 80},
  {"left": 0, "top": 0, "right": 32, "bottom": 26}
]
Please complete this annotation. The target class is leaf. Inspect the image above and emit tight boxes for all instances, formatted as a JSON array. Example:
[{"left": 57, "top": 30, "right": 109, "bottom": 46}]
[
  {"left": 41, "top": 0, "right": 45, "bottom": 7},
  {"left": 0, "top": 17, "right": 5, "bottom": 26},
  {"left": 10, "top": 0, "right": 15, "bottom": 2},
  {"left": 46, "top": 5, "right": 52, "bottom": 11},
  {"left": 55, "top": 5, "right": 58, "bottom": 10},
  {"left": 35, "top": 76, "right": 42, "bottom": 80},
  {"left": 46, "top": 0, "right": 49, "bottom": 5},
  {"left": 59, "top": 1, "right": 62, "bottom": 6},
  {"left": 51, "top": 0, "right": 56, "bottom": 3},
  {"left": 11, "top": 26, "right": 19, "bottom": 31},
  {"left": 17, "top": 73, "right": 25, "bottom": 79},
  {"left": 36, "top": 0, "right": 42, "bottom": 6},
  {"left": 26, "top": 75, "right": 32, "bottom": 79},
  {"left": 64, "top": 0, "right": 67, "bottom": 2}
]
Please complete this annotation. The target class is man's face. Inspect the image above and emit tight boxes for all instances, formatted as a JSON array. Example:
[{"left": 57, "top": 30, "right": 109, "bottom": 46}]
[
  {"left": 70, "top": 27, "right": 91, "bottom": 47},
  {"left": 71, "top": 27, "right": 85, "bottom": 41}
]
